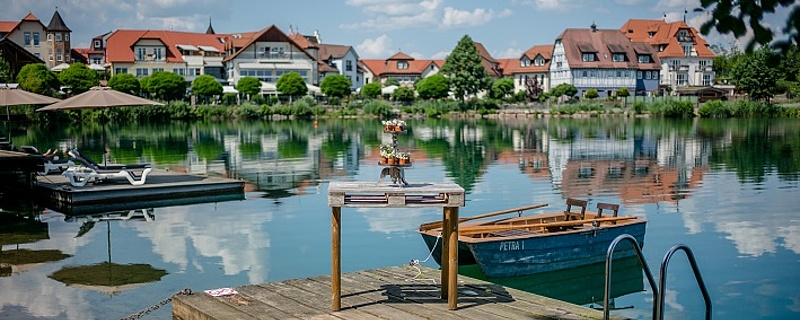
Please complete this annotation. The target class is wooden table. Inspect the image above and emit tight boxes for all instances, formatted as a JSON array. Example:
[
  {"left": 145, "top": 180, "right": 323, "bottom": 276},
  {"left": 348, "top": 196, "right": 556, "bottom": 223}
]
[{"left": 327, "top": 182, "right": 465, "bottom": 310}]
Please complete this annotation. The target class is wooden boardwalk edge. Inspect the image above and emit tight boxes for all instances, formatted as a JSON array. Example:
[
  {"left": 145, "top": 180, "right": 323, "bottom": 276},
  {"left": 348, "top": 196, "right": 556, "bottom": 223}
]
[{"left": 172, "top": 265, "right": 628, "bottom": 320}]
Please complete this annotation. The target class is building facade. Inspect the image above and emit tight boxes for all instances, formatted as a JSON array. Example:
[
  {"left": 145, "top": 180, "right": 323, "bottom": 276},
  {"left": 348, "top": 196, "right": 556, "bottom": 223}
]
[{"left": 498, "top": 44, "right": 554, "bottom": 94}]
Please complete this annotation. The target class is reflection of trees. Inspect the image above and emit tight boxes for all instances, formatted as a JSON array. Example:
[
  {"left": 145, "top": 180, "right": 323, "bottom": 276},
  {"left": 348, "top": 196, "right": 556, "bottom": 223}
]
[
  {"left": 707, "top": 119, "right": 800, "bottom": 182},
  {"left": 278, "top": 133, "right": 307, "bottom": 159}
]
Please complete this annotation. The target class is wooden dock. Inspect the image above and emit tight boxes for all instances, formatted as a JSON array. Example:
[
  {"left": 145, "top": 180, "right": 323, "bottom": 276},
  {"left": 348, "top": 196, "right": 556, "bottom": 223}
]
[
  {"left": 172, "top": 265, "right": 626, "bottom": 320},
  {"left": 34, "top": 169, "right": 245, "bottom": 215}
]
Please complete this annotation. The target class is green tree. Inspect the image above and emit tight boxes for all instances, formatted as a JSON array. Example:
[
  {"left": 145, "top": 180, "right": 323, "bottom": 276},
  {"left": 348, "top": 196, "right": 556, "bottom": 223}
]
[
  {"left": 731, "top": 47, "right": 779, "bottom": 101},
  {"left": 276, "top": 72, "right": 308, "bottom": 101},
  {"left": 551, "top": 83, "right": 578, "bottom": 101},
  {"left": 700, "top": 0, "right": 800, "bottom": 52},
  {"left": 0, "top": 54, "right": 11, "bottom": 82},
  {"left": 441, "top": 35, "right": 491, "bottom": 102},
  {"left": 393, "top": 86, "right": 415, "bottom": 103},
  {"left": 16, "top": 63, "right": 60, "bottom": 96},
  {"left": 415, "top": 74, "right": 450, "bottom": 100},
  {"left": 585, "top": 88, "right": 599, "bottom": 100},
  {"left": 320, "top": 74, "right": 351, "bottom": 98},
  {"left": 384, "top": 77, "right": 400, "bottom": 87},
  {"left": 108, "top": 73, "right": 140, "bottom": 95},
  {"left": 192, "top": 75, "right": 223, "bottom": 102},
  {"left": 57, "top": 63, "right": 99, "bottom": 94},
  {"left": 616, "top": 87, "right": 630, "bottom": 98},
  {"left": 236, "top": 76, "right": 261, "bottom": 99},
  {"left": 143, "top": 71, "right": 186, "bottom": 100},
  {"left": 361, "top": 82, "right": 381, "bottom": 98},
  {"left": 489, "top": 77, "right": 514, "bottom": 99}
]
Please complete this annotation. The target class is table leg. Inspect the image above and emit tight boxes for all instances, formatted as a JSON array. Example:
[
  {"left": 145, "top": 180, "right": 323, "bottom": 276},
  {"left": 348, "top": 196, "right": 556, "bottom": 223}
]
[
  {"left": 332, "top": 207, "right": 341, "bottom": 311},
  {"left": 446, "top": 206, "right": 459, "bottom": 310},
  {"left": 440, "top": 208, "right": 450, "bottom": 299}
]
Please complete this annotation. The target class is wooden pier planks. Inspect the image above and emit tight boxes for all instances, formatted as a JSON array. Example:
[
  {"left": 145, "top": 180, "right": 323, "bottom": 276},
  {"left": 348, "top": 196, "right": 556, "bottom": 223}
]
[{"left": 172, "top": 265, "right": 627, "bottom": 320}]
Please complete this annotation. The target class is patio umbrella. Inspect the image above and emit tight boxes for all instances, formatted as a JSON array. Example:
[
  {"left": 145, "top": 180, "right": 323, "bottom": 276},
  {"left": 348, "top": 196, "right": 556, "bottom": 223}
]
[
  {"left": 0, "top": 86, "right": 61, "bottom": 143},
  {"left": 37, "top": 86, "right": 163, "bottom": 165},
  {"left": 0, "top": 212, "right": 70, "bottom": 277}
]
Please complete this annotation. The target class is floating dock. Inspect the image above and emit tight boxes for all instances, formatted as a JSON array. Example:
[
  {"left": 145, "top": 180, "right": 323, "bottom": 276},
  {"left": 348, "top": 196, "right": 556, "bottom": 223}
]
[
  {"left": 172, "top": 265, "right": 627, "bottom": 320},
  {"left": 34, "top": 169, "right": 245, "bottom": 215}
]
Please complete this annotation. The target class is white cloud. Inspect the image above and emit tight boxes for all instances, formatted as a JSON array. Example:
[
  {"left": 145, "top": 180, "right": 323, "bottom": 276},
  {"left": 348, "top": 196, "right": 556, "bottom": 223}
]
[
  {"left": 441, "top": 7, "right": 512, "bottom": 28},
  {"left": 408, "top": 52, "right": 426, "bottom": 59},
  {"left": 656, "top": 0, "right": 700, "bottom": 9},
  {"left": 342, "top": 0, "right": 443, "bottom": 30},
  {"left": 357, "top": 34, "right": 394, "bottom": 58},
  {"left": 496, "top": 47, "right": 524, "bottom": 59},
  {"left": 513, "top": 0, "right": 587, "bottom": 11},
  {"left": 431, "top": 50, "right": 450, "bottom": 59}
]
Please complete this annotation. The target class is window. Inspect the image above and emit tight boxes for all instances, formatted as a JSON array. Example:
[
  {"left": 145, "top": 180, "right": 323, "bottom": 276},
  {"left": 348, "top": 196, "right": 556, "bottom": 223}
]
[
  {"left": 174, "top": 68, "right": 185, "bottom": 76},
  {"left": 659, "top": 44, "right": 666, "bottom": 52},
  {"left": 33, "top": 32, "right": 39, "bottom": 46},
  {"left": 24, "top": 32, "right": 31, "bottom": 46},
  {"left": 94, "top": 40, "right": 101, "bottom": 49},
  {"left": 137, "top": 48, "right": 146, "bottom": 61},
  {"left": 115, "top": 67, "right": 128, "bottom": 74},
  {"left": 153, "top": 48, "right": 162, "bottom": 60},
  {"left": 682, "top": 45, "right": 694, "bottom": 57},
  {"left": 703, "top": 74, "right": 711, "bottom": 86},
  {"left": 47, "top": 33, "right": 52, "bottom": 40},
  {"left": 637, "top": 55, "right": 651, "bottom": 63},
  {"left": 590, "top": 70, "right": 597, "bottom": 78},
  {"left": 136, "top": 68, "right": 149, "bottom": 77},
  {"left": 677, "top": 74, "right": 687, "bottom": 86},
  {"left": 91, "top": 58, "right": 102, "bottom": 65},
  {"left": 55, "top": 33, "right": 62, "bottom": 41},
  {"left": 612, "top": 53, "right": 625, "bottom": 62},
  {"left": 534, "top": 57, "right": 545, "bottom": 66},
  {"left": 65, "top": 34, "right": 69, "bottom": 41},
  {"left": 582, "top": 70, "right": 588, "bottom": 78},
  {"left": 397, "top": 61, "right": 408, "bottom": 69},
  {"left": 346, "top": 60, "right": 353, "bottom": 71},
  {"left": 645, "top": 71, "right": 651, "bottom": 80},
  {"left": 652, "top": 72, "right": 658, "bottom": 80},
  {"left": 48, "top": 54, "right": 53, "bottom": 61},
  {"left": 35, "top": 53, "right": 40, "bottom": 58},
  {"left": 582, "top": 53, "right": 595, "bottom": 62},
  {"left": 617, "top": 71, "right": 622, "bottom": 78},
  {"left": 637, "top": 71, "right": 642, "bottom": 79},
  {"left": 190, "top": 68, "right": 202, "bottom": 76},
  {"left": 521, "top": 58, "right": 530, "bottom": 67},
  {"left": 153, "top": 68, "right": 164, "bottom": 73}
]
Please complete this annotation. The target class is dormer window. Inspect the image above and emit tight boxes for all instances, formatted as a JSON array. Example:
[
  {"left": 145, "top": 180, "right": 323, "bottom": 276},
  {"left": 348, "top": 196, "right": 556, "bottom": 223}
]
[
  {"left": 637, "top": 54, "right": 652, "bottom": 63},
  {"left": 397, "top": 61, "right": 408, "bottom": 69},
  {"left": 581, "top": 53, "right": 596, "bottom": 62},
  {"left": 520, "top": 57, "right": 530, "bottom": 67},
  {"left": 612, "top": 53, "right": 625, "bottom": 62},
  {"left": 648, "top": 31, "right": 656, "bottom": 38},
  {"left": 94, "top": 40, "right": 102, "bottom": 49},
  {"left": 659, "top": 44, "right": 666, "bottom": 52},
  {"left": 534, "top": 57, "right": 545, "bottom": 66}
]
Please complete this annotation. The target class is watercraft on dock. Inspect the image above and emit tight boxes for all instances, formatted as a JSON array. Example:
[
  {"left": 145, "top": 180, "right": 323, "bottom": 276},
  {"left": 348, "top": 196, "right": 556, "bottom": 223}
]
[{"left": 418, "top": 199, "right": 647, "bottom": 278}]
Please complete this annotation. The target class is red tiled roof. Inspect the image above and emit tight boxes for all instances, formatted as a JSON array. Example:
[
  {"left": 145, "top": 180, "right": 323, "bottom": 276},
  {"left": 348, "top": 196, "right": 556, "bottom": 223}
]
[
  {"left": 360, "top": 57, "right": 442, "bottom": 77},
  {"left": 0, "top": 21, "right": 17, "bottom": 34},
  {"left": 388, "top": 52, "right": 414, "bottom": 60},
  {"left": 72, "top": 48, "right": 89, "bottom": 60},
  {"left": 318, "top": 44, "right": 353, "bottom": 61},
  {"left": 556, "top": 28, "right": 661, "bottom": 70},
  {"left": 619, "top": 19, "right": 715, "bottom": 59},
  {"left": 106, "top": 29, "right": 227, "bottom": 63},
  {"left": 224, "top": 25, "right": 315, "bottom": 62},
  {"left": 22, "top": 13, "right": 39, "bottom": 21},
  {"left": 288, "top": 33, "right": 317, "bottom": 49},
  {"left": 499, "top": 44, "right": 554, "bottom": 75}
]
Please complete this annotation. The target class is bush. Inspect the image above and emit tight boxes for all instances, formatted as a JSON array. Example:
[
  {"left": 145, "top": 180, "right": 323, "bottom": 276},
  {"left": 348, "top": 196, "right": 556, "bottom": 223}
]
[
  {"left": 362, "top": 99, "right": 393, "bottom": 116},
  {"left": 698, "top": 100, "right": 733, "bottom": 117}
]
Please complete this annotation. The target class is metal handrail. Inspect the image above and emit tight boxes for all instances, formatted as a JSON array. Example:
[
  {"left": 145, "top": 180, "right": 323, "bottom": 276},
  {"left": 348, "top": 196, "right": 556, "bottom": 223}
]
[
  {"left": 604, "top": 234, "right": 659, "bottom": 320},
  {"left": 656, "top": 244, "right": 712, "bottom": 320}
]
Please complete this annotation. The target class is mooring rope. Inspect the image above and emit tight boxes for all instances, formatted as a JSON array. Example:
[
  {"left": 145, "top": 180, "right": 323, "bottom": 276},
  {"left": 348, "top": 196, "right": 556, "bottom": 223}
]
[
  {"left": 120, "top": 288, "right": 191, "bottom": 320},
  {"left": 406, "top": 232, "right": 441, "bottom": 284}
]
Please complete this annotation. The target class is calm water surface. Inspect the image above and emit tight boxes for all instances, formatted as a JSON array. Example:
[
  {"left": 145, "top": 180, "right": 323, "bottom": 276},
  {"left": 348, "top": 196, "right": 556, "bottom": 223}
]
[{"left": 1, "top": 117, "right": 798, "bottom": 319}]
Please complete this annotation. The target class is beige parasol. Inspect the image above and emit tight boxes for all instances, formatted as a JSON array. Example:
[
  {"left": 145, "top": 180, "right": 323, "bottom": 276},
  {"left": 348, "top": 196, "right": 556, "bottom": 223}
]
[
  {"left": 36, "top": 86, "right": 162, "bottom": 111},
  {"left": 1, "top": 86, "right": 61, "bottom": 143}
]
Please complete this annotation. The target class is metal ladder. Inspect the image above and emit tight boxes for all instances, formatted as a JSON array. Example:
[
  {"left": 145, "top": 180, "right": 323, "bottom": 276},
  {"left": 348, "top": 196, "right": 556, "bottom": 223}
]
[{"left": 603, "top": 234, "right": 712, "bottom": 320}]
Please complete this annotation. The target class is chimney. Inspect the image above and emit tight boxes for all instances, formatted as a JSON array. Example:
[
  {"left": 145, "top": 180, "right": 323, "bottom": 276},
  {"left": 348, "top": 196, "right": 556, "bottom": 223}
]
[{"left": 591, "top": 22, "right": 597, "bottom": 32}]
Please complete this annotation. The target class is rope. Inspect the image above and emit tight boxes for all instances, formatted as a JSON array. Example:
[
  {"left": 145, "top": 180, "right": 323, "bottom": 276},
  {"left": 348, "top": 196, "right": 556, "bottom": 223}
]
[
  {"left": 120, "top": 288, "right": 191, "bottom": 320},
  {"left": 406, "top": 232, "right": 441, "bottom": 284}
]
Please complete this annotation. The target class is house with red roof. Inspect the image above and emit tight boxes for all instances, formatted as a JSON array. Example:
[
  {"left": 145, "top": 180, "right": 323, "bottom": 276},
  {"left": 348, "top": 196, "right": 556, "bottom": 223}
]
[
  {"left": 620, "top": 19, "right": 716, "bottom": 92},
  {"left": 0, "top": 10, "right": 72, "bottom": 69},
  {"left": 497, "top": 44, "right": 554, "bottom": 95},
  {"left": 550, "top": 23, "right": 661, "bottom": 98},
  {"left": 290, "top": 30, "right": 364, "bottom": 91},
  {"left": 360, "top": 52, "right": 444, "bottom": 87}
]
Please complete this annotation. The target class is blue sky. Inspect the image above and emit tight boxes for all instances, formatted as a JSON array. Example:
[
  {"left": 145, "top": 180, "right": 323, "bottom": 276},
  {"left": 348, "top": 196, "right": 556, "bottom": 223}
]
[{"left": 1, "top": 0, "right": 793, "bottom": 59}]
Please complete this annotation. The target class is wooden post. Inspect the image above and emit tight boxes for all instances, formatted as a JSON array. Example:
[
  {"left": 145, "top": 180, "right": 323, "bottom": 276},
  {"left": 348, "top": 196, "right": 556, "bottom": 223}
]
[
  {"left": 446, "top": 206, "right": 459, "bottom": 310},
  {"left": 332, "top": 207, "right": 341, "bottom": 311},
  {"left": 440, "top": 207, "right": 449, "bottom": 299}
]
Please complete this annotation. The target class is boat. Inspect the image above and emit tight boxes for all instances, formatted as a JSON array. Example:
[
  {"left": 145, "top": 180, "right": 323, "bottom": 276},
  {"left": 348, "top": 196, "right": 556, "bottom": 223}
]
[{"left": 418, "top": 199, "right": 647, "bottom": 278}]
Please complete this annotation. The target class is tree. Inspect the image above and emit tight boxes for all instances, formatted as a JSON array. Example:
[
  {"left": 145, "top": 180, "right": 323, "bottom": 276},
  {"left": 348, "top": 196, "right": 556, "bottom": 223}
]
[
  {"left": 276, "top": 72, "right": 308, "bottom": 101},
  {"left": 236, "top": 76, "right": 261, "bottom": 99},
  {"left": 731, "top": 47, "right": 779, "bottom": 101},
  {"left": 489, "top": 77, "right": 514, "bottom": 99},
  {"left": 551, "top": 83, "right": 578, "bottom": 101},
  {"left": 143, "top": 71, "right": 186, "bottom": 101},
  {"left": 699, "top": 0, "right": 800, "bottom": 52},
  {"left": 0, "top": 54, "right": 11, "bottom": 83},
  {"left": 440, "top": 35, "right": 491, "bottom": 102},
  {"left": 192, "top": 75, "right": 223, "bottom": 103},
  {"left": 384, "top": 77, "right": 400, "bottom": 87},
  {"left": 616, "top": 87, "right": 630, "bottom": 98},
  {"left": 320, "top": 74, "right": 351, "bottom": 98},
  {"left": 415, "top": 74, "right": 450, "bottom": 100},
  {"left": 108, "top": 73, "right": 140, "bottom": 95},
  {"left": 16, "top": 63, "right": 59, "bottom": 96},
  {"left": 393, "top": 86, "right": 415, "bottom": 103},
  {"left": 361, "top": 82, "right": 381, "bottom": 98},
  {"left": 57, "top": 63, "right": 99, "bottom": 95},
  {"left": 584, "top": 89, "right": 599, "bottom": 100}
]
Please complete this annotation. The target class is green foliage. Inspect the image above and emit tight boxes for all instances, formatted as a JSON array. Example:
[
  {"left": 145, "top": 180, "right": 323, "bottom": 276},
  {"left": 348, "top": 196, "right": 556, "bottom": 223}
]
[
  {"left": 144, "top": 71, "right": 186, "bottom": 101},
  {"left": 0, "top": 54, "right": 12, "bottom": 82},
  {"left": 276, "top": 72, "right": 308, "bottom": 98},
  {"left": 393, "top": 86, "right": 415, "bottom": 103},
  {"left": 16, "top": 63, "right": 59, "bottom": 96},
  {"left": 192, "top": 75, "right": 223, "bottom": 100},
  {"left": 616, "top": 87, "right": 630, "bottom": 98},
  {"left": 489, "top": 77, "right": 514, "bottom": 99},
  {"left": 551, "top": 83, "right": 578, "bottom": 100},
  {"left": 415, "top": 74, "right": 450, "bottom": 100},
  {"left": 584, "top": 89, "right": 599, "bottom": 100},
  {"left": 698, "top": 100, "right": 734, "bottom": 118},
  {"left": 648, "top": 100, "right": 695, "bottom": 118},
  {"left": 320, "top": 74, "right": 352, "bottom": 98},
  {"left": 549, "top": 103, "right": 605, "bottom": 115},
  {"left": 731, "top": 100, "right": 778, "bottom": 117},
  {"left": 441, "top": 35, "right": 490, "bottom": 101},
  {"left": 362, "top": 99, "right": 393, "bottom": 116},
  {"left": 731, "top": 47, "right": 779, "bottom": 101},
  {"left": 384, "top": 78, "right": 400, "bottom": 87},
  {"left": 57, "top": 63, "right": 99, "bottom": 94},
  {"left": 108, "top": 73, "right": 140, "bottom": 94},
  {"left": 236, "top": 76, "right": 261, "bottom": 98},
  {"left": 361, "top": 82, "right": 381, "bottom": 98},
  {"left": 222, "top": 93, "right": 238, "bottom": 106},
  {"left": 700, "top": 0, "right": 800, "bottom": 52}
]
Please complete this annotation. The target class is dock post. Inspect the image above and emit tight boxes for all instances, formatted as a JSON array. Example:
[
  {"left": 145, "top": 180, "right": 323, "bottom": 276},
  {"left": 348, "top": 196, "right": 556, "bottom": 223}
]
[
  {"left": 332, "top": 206, "right": 341, "bottom": 311},
  {"left": 446, "top": 206, "right": 459, "bottom": 310},
  {"left": 440, "top": 207, "right": 450, "bottom": 299}
]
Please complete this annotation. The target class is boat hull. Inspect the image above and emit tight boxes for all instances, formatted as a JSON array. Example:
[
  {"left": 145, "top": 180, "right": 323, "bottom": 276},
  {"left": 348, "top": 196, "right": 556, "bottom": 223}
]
[{"left": 466, "top": 221, "right": 646, "bottom": 278}]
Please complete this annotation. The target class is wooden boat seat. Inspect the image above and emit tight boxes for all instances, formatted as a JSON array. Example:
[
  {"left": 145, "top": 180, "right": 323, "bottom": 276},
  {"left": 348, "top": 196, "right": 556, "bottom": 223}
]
[
  {"left": 490, "top": 228, "right": 538, "bottom": 238},
  {"left": 564, "top": 198, "right": 588, "bottom": 221},
  {"left": 597, "top": 202, "right": 620, "bottom": 224}
]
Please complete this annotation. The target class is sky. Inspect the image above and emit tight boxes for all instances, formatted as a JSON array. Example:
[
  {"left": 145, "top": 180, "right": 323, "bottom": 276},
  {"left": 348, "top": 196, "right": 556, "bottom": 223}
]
[{"left": 0, "top": 0, "right": 794, "bottom": 60}]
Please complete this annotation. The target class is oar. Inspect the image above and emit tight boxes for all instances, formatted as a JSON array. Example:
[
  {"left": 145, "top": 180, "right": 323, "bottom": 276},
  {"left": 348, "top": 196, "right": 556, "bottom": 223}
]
[
  {"left": 458, "top": 216, "right": 638, "bottom": 235},
  {"left": 419, "top": 203, "right": 549, "bottom": 231}
]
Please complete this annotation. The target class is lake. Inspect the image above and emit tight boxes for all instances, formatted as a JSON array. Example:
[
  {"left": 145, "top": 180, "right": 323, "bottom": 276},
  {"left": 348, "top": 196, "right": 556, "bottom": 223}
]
[{"left": 1, "top": 117, "right": 798, "bottom": 319}]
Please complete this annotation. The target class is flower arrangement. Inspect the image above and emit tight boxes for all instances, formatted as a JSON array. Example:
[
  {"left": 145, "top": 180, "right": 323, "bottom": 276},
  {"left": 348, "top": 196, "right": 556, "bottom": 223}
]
[
  {"left": 382, "top": 119, "right": 406, "bottom": 132},
  {"left": 379, "top": 143, "right": 395, "bottom": 164},
  {"left": 398, "top": 152, "right": 411, "bottom": 165}
]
